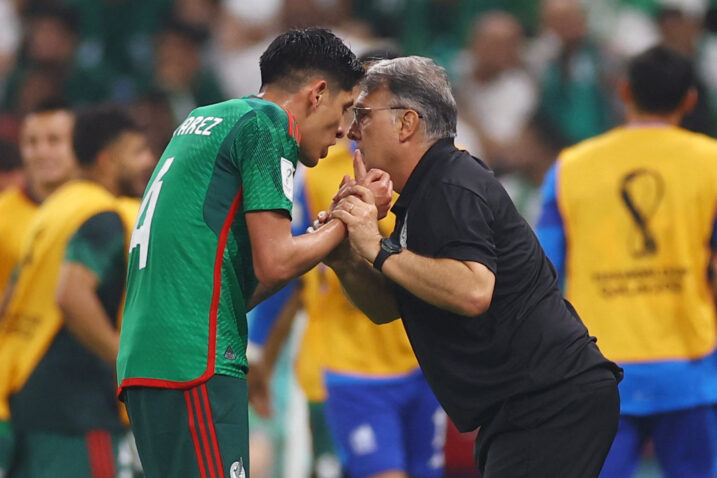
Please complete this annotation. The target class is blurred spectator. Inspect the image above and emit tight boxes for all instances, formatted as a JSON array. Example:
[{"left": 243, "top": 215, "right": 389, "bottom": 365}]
[
  {"left": 130, "top": 89, "right": 175, "bottom": 158},
  {"left": 352, "top": 0, "right": 540, "bottom": 73},
  {"left": 455, "top": 11, "right": 537, "bottom": 173},
  {"left": 1, "top": 4, "right": 116, "bottom": 112},
  {"left": 532, "top": 0, "right": 617, "bottom": 145},
  {"left": 0, "top": 139, "right": 23, "bottom": 193},
  {"left": 172, "top": 0, "right": 220, "bottom": 33},
  {"left": 213, "top": 0, "right": 281, "bottom": 99},
  {"left": 500, "top": 113, "right": 567, "bottom": 227},
  {"left": 151, "top": 19, "right": 226, "bottom": 122},
  {"left": 0, "top": 0, "right": 20, "bottom": 81},
  {"left": 656, "top": 0, "right": 715, "bottom": 134},
  {"left": 63, "top": 0, "right": 173, "bottom": 89}
]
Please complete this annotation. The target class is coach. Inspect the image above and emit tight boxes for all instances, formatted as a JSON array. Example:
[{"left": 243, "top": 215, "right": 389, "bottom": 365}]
[{"left": 326, "top": 56, "right": 623, "bottom": 478}]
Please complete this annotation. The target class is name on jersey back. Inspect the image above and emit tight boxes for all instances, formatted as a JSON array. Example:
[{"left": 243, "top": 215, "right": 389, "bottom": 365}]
[{"left": 173, "top": 116, "right": 224, "bottom": 137}]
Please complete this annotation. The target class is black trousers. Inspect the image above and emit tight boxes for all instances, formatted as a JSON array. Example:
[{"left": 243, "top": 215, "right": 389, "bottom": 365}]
[{"left": 475, "top": 366, "right": 620, "bottom": 478}]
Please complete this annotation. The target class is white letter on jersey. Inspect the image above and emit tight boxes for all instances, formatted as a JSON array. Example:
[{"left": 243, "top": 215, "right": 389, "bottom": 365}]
[
  {"left": 129, "top": 157, "right": 175, "bottom": 269},
  {"left": 280, "top": 157, "right": 295, "bottom": 202}
]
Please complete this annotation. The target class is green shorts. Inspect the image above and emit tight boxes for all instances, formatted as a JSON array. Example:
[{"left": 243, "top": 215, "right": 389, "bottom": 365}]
[
  {"left": 9, "top": 429, "right": 135, "bottom": 478},
  {"left": 123, "top": 375, "right": 249, "bottom": 478}
]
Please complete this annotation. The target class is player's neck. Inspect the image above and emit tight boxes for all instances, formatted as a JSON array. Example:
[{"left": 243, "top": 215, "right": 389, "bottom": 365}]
[
  {"left": 625, "top": 108, "right": 682, "bottom": 127},
  {"left": 256, "top": 88, "right": 305, "bottom": 124},
  {"left": 80, "top": 167, "right": 118, "bottom": 196}
]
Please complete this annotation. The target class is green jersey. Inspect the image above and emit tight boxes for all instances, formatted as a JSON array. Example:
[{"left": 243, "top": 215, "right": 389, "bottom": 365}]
[{"left": 117, "top": 97, "right": 300, "bottom": 391}]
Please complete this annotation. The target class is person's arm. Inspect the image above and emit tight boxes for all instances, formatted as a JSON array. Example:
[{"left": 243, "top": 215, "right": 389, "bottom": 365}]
[
  {"left": 247, "top": 283, "right": 302, "bottom": 418},
  {"left": 536, "top": 162, "right": 566, "bottom": 288},
  {"left": 56, "top": 211, "right": 124, "bottom": 366},
  {"left": 324, "top": 240, "right": 401, "bottom": 324},
  {"left": 247, "top": 211, "right": 346, "bottom": 292},
  {"left": 331, "top": 186, "right": 495, "bottom": 318},
  {"left": 56, "top": 263, "right": 118, "bottom": 365}
]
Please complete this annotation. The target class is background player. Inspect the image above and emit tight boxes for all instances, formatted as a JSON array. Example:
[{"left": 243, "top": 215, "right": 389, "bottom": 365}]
[
  {"left": 538, "top": 45, "right": 717, "bottom": 478},
  {"left": 0, "top": 104, "right": 153, "bottom": 477}
]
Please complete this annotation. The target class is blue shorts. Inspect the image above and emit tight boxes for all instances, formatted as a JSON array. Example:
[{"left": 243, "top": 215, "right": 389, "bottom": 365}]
[
  {"left": 324, "top": 370, "right": 445, "bottom": 478},
  {"left": 599, "top": 406, "right": 717, "bottom": 478}
]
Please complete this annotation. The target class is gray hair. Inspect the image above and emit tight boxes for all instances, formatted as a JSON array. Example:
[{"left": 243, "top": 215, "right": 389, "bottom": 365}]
[{"left": 362, "top": 56, "right": 457, "bottom": 140}]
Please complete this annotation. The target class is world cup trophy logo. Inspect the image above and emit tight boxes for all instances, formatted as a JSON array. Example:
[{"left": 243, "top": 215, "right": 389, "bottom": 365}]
[{"left": 619, "top": 169, "right": 664, "bottom": 257}]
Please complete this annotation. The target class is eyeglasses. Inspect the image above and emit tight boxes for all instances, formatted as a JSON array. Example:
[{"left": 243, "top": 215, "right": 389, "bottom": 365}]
[{"left": 350, "top": 106, "right": 423, "bottom": 125}]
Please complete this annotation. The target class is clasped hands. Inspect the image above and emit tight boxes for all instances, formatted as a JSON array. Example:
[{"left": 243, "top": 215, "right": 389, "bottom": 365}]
[{"left": 311, "top": 149, "right": 393, "bottom": 263}]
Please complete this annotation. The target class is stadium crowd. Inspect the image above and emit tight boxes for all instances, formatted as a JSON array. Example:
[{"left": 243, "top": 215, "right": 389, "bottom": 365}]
[{"left": 1, "top": 0, "right": 717, "bottom": 477}]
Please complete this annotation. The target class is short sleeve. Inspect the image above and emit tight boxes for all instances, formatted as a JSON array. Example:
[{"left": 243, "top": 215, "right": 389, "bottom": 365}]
[
  {"left": 233, "top": 113, "right": 295, "bottom": 215},
  {"left": 427, "top": 183, "right": 498, "bottom": 273},
  {"left": 65, "top": 211, "right": 125, "bottom": 280}
]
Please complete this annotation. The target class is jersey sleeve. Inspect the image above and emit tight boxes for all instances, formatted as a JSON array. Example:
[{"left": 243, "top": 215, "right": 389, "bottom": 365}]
[
  {"left": 427, "top": 182, "right": 498, "bottom": 274},
  {"left": 536, "top": 162, "right": 566, "bottom": 286},
  {"left": 65, "top": 211, "right": 125, "bottom": 280},
  {"left": 233, "top": 112, "right": 294, "bottom": 215}
]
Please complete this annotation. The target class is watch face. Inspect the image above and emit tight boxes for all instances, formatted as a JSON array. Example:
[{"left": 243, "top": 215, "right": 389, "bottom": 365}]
[{"left": 381, "top": 237, "right": 402, "bottom": 253}]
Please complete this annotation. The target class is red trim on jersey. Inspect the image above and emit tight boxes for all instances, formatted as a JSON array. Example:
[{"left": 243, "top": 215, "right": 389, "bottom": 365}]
[
  {"left": 279, "top": 105, "right": 302, "bottom": 145},
  {"left": 192, "top": 387, "right": 218, "bottom": 478},
  {"left": 200, "top": 383, "right": 226, "bottom": 478},
  {"left": 118, "top": 189, "right": 243, "bottom": 395},
  {"left": 185, "top": 390, "right": 209, "bottom": 478}
]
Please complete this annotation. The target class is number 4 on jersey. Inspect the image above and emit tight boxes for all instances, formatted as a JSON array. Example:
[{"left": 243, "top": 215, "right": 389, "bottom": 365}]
[{"left": 129, "top": 157, "right": 175, "bottom": 269}]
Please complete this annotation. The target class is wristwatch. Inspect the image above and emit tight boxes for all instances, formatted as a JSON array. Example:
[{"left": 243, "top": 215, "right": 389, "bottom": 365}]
[{"left": 373, "top": 237, "right": 403, "bottom": 272}]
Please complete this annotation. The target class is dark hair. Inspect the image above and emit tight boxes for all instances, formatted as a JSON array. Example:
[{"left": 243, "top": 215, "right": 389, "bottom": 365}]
[
  {"left": 259, "top": 28, "right": 364, "bottom": 92},
  {"left": 25, "top": 4, "right": 79, "bottom": 36},
  {"left": 29, "top": 98, "right": 72, "bottom": 116},
  {"left": 0, "top": 140, "right": 21, "bottom": 172},
  {"left": 628, "top": 45, "right": 695, "bottom": 114},
  {"left": 160, "top": 18, "right": 208, "bottom": 46},
  {"left": 73, "top": 105, "right": 140, "bottom": 166}
]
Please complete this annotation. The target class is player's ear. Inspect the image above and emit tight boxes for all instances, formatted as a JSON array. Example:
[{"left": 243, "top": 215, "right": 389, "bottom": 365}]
[
  {"left": 308, "top": 79, "right": 328, "bottom": 110},
  {"left": 618, "top": 79, "right": 632, "bottom": 106}
]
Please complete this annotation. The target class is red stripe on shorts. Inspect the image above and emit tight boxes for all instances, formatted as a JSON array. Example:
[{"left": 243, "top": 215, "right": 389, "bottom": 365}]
[
  {"left": 192, "top": 387, "right": 218, "bottom": 478},
  {"left": 185, "top": 390, "right": 209, "bottom": 478},
  {"left": 200, "top": 383, "right": 225, "bottom": 478}
]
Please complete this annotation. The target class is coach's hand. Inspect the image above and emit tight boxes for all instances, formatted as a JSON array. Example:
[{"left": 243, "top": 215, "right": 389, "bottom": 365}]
[
  {"left": 331, "top": 185, "right": 383, "bottom": 262},
  {"left": 331, "top": 150, "right": 393, "bottom": 219}
]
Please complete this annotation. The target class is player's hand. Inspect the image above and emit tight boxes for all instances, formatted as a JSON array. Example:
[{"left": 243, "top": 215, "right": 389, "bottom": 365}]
[
  {"left": 307, "top": 210, "right": 330, "bottom": 233},
  {"left": 248, "top": 359, "right": 272, "bottom": 418},
  {"left": 331, "top": 185, "right": 382, "bottom": 262}
]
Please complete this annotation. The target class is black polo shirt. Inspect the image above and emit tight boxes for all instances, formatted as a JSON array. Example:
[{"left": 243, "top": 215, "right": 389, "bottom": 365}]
[{"left": 389, "top": 138, "right": 621, "bottom": 432}]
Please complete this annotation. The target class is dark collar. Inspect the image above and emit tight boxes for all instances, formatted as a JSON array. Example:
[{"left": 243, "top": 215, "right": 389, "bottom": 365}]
[{"left": 392, "top": 137, "right": 456, "bottom": 216}]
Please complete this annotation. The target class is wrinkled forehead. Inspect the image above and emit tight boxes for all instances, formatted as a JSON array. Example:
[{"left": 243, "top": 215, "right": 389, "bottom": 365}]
[{"left": 354, "top": 86, "right": 392, "bottom": 108}]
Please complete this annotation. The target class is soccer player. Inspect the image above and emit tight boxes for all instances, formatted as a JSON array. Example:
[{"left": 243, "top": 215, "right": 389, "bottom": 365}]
[
  {"left": 0, "top": 105, "right": 153, "bottom": 477},
  {"left": 327, "top": 56, "right": 622, "bottom": 478},
  {"left": 115, "top": 28, "right": 384, "bottom": 478},
  {"left": 538, "top": 45, "right": 717, "bottom": 478},
  {"left": 0, "top": 100, "right": 76, "bottom": 295},
  {"left": 0, "top": 99, "right": 76, "bottom": 477}
]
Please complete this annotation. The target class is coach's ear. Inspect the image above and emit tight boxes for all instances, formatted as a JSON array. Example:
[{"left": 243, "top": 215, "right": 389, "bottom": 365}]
[{"left": 398, "top": 109, "right": 421, "bottom": 142}]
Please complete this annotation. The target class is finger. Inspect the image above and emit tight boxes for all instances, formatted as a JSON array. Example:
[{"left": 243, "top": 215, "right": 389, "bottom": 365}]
[
  {"left": 362, "top": 168, "right": 388, "bottom": 184},
  {"left": 333, "top": 177, "right": 356, "bottom": 201},
  {"left": 317, "top": 210, "right": 328, "bottom": 222},
  {"left": 347, "top": 184, "right": 375, "bottom": 204},
  {"left": 353, "top": 149, "right": 367, "bottom": 181},
  {"left": 330, "top": 208, "right": 357, "bottom": 225}
]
